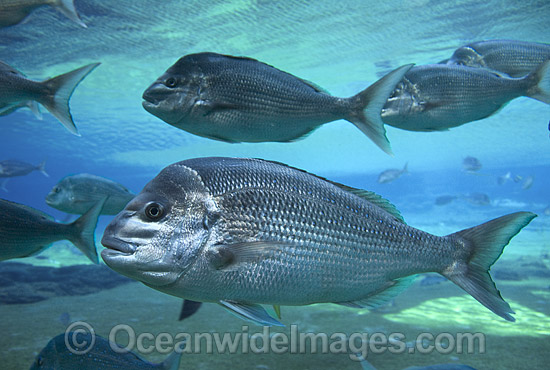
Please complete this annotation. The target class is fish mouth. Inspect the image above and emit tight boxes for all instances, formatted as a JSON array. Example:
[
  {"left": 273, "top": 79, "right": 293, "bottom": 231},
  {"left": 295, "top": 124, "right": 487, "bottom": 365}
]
[{"left": 101, "top": 236, "right": 136, "bottom": 256}]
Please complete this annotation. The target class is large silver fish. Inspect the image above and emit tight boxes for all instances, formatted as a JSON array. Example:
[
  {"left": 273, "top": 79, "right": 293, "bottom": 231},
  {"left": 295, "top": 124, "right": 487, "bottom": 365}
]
[
  {"left": 0, "top": 197, "right": 104, "bottom": 263},
  {"left": 142, "top": 52, "right": 413, "bottom": 154},
  {"left": 0, "top": 60, "right": 100, "bottom": 135},
  {"left": 46, "top": 173, "right": 135, "bottom": 215},
  {"left": 101, "top": 157, "right": 536, "bottom": 326},
  {"left": 381, "top": 63, "right": 550, "bottom": 131},
  {"left": 445, "top": 39, "right": 550, "bottom": 77},
  {"left": 0, "top": 0, "right": 86, "bottom": 28}
]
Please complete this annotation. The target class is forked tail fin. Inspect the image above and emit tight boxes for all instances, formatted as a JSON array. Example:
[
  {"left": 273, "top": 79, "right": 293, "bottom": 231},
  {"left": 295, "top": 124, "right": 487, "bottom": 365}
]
[
  {"left": 40, "top": 63, "right": 100, "bottom": 135},
  {"left": 443, "top": 212, "right": 537, "bottom": 321},
  {"left": 346, "top": 64, "right": 414, "bottom": 155},
  {"left": 67, "top": 197, "right": 106, "bottom": 263},
  {"left": 526, "top": 60, "right": 550, "bottom": 104}
]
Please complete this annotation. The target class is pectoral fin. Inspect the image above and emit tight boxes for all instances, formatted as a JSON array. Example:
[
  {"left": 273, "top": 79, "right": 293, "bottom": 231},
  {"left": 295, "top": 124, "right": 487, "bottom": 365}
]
[
  {"left": 196, "top": 100, "right": 241, "bottom": 116},
  {"left": 207, "top": 242, "right": 295, "bottom": 270},
  {"left": 219, "top": 300, "right": 284, "bottom": 326}
]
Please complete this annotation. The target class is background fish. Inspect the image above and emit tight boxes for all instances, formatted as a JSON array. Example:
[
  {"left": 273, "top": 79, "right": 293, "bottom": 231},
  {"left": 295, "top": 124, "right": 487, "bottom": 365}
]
[
  {"left": 381, "top": 63, "right": 550, "bottom": 131},
  {"left": 377, "top": 162, "right": 408, "bottom": 183},
  {"left": 445, "top": 39, "right": 550, "bottom": 77},
  {"left": 0, "top": 197, "right": 104, "bottom": 263},
  {"left": 142, "top": 52, "right": 413, "bottom": 154},
  {"left": 46, "top": 173, "right": 135, "bottom": 215},
  {"left": 0, "top": 159, "right": 48, "bottom": 191},
  {"left": 0, "top": 0, "right": 86, "bottom": 28},
  {"left": 462, "top": 156, "right": 482, "bottom": 172},
  {"left": 30, "top": 332, "right": 182, "bottom": 370},
  {"left": 0, "top": 61, "right": 100, "bottom": 135},
  {"left": 101, "top": 157, "right": 536, "bottom": 326}
]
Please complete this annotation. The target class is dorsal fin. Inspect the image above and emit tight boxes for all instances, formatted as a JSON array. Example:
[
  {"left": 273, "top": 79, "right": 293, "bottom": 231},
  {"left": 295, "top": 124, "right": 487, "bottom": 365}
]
[
  {"left": 249, "top": 158, "right": 406, "bottom": 224},
  {"left": 297, "top": 77, "right": 332, "bottom": 94}
]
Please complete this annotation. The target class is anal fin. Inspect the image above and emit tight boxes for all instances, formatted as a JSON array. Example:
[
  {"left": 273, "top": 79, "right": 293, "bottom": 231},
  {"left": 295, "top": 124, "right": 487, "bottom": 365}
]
[{"left": 219, "top": 300, "right": 284, "bottom": 326}]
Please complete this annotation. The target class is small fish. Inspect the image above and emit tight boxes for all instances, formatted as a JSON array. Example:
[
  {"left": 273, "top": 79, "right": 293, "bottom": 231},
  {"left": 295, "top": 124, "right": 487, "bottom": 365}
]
[
  {"left": 462, "top": 156, "right": 482, "bottom": 172},
  {"left": 377, "top": 162, "right": 408, "bottom": 183},
  {"left": 497, "top": 171, "right": 512, "bottom": 185},
  {"left": 446, "top": 39, "right": 550, "bottom": 77},
  {"left": 381, "top": 63, "right": 550, "bottom": 132},
  {"left": 0, "top": 159, "right": 48, "bottom": 178},
  {"left": 46, "top": 173, "right": 135, "bottom": 215},
  {"left": 0, "top": 0, "right": 86, "bottom": 28},
  {"left": 0, "top": 61, "right": 100, "bottom": 135},
  {"left": 463, "top": 193, "right": 491, "bottom": 206},
  {"left": 0, "top": 197, "right": 104, "bottom": 263},
  {"left": 101, "top": 157, "right": 535, "bottom": 326},
  {"left": 30, "top": 332, "right": 182, "bottom": 370},
  {"left": 434, "top": 195, "right": 456, "bottom": 206},
  {"left": 522, "top": 175, "right": 534, "bottom": 190},
  {"left": 142, "top": 52, "right": 414, "bottom": 154}
]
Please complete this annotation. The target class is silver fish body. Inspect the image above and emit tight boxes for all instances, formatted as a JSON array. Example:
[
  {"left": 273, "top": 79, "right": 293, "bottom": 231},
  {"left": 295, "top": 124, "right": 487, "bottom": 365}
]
[
  {"left": 0, "top": 0, "right": 86, "bottom": 28},
  {"left": 446, "top": 39, "right": 550, "bottom": 77},
  {"left": 0, "top": 197, "right": 104, "bottom": 263},
  {"left": 46, "top": 173, "right": 134, "bottom": 215},
  {"left": 102, "top": 158, "right": 536, "bottom": 325},
  {"left": 381, "top": 63, "right": 550, "bottom": 131},
  {"left": 0, "top": 60, "right": 100, "bottom": 135},
  {"left": 377, "top": 163, "right": 408, "bottom": 183},
  {"left": 0, "top": 159, "right": 47, "bottom": 178},
  {"left": 142, "top": 52, "right": 413, "bottom": 154}
]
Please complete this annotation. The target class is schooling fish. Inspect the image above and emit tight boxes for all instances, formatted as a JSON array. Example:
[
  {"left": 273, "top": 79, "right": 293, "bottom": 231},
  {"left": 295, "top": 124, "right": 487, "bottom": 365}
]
[
  {"left": 445, "top": 39, "right": 550, "bottom": 77},
  {"left": 0, "top": 197, "right": 104, "bottom": 263},
  {"left": 0, "top": 60, "right": 100, "bottom": 135},
  {"left": 142, "top": 52, "right": 413, "bottom": 154},
  {"left": 101, "top": 157, "right": 536, "bottom": 326},
  {"left": 381, "top": 62, "right": 550, "bottom": 132},
  {"left": 0, "top": 159, "right": 48, "bottom": 178},
  {"left": 377, "top": 162, "right": 408, "bottom": 183},
  {"left": 30, "top": 332, "right": 182, "bottom": 370},
  {"left": 46, "top": 173, "right": 135, "bottom": 215},
  {"left": 0, "top": 0, "right": 86, "bottom": 28}
]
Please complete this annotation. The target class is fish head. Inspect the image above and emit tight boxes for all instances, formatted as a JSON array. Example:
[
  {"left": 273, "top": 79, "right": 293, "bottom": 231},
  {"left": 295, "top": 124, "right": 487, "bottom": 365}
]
[
  {"left": 45, "top": 178, "right": 73, "bottom": 210},
  {"left": 142, "top": 56, "right": 203, "bottom": 126},
  {"left": 101, "top": 162, "right": 217, "bottom": 288},
  {"left": 447, "top": 46, "right": 484, "bottom": 68}
]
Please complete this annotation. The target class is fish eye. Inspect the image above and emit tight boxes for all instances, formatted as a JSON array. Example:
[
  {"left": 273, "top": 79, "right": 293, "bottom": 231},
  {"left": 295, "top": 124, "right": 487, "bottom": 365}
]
[
  {"left": 36, "top": 357, "right": 43, "bottom": 366},
  {"left": 53, "top": 186, "right": 60, "bottom": 193},
  {"left": 165, "top": 77, "right": 178, "bottom": 88},
  {"left": 145, "top": 202, "right": 164, "bottom": 221}
]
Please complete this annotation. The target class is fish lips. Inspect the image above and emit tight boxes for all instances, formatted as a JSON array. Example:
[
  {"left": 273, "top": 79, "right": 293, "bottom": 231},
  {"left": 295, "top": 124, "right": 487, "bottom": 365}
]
[{"left": 101, "top": 235, "right": 137, "bottom": 258}]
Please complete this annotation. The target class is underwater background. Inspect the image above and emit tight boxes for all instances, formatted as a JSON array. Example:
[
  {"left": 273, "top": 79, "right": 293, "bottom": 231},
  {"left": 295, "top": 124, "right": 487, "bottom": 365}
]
[{"left": 0, "top": 0, "right": 549, "bottom": 369}]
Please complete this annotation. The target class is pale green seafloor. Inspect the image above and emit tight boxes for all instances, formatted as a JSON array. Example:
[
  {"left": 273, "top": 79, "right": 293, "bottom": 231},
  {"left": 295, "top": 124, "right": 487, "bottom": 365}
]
[{"left": 1, "top": 217, "right": 548, "bottom": 370}]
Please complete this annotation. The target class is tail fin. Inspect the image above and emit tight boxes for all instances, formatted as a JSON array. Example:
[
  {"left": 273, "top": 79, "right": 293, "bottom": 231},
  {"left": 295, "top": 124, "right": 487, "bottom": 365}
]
[
  {"left": 37, "top": 160, "right": 49, "bottom": 177},
  {"left": 346, "top": 64, "right": 414, "bottom": 155},
  {"left": 160, "top": 351, "right": 183, "bottom": 370},
  {"left": 53, "top": 0, "right": 87, "bottom": 28},
  {"left": 67, "top": 197, "right": 106, "bottom": 264},
  {"left": 526, "top": 60, "right": 550, "bottom": 104},
  {"left": 444, "top": 212, "right": 537, "bottom": 321},
  {"left": 40, "top": 63, "right": 100, "bottom": 136}
]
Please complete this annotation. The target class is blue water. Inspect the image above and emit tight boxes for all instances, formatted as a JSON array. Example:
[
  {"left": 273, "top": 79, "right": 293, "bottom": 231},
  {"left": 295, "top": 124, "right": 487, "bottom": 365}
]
[{"left": 1, "top": 1, "right": 549, "bottom": 369}]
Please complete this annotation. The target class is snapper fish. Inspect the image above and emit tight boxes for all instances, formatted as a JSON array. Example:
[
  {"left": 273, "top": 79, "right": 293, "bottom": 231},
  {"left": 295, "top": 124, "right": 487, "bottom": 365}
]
[
  {"left": 381, "top": 62, "right": 550, "bottom": 132},
  {"left": 30, "top": 332, "right": 182, "bottom": 370},
  {"left": 0, "top": 0, "right": 86, "bottom": 28},
  {"left": 142, "top": 52, "right": 414, "bottom": 154},
  {"left": 102, "top": 157, "right": 536, "bottom": 326},
  {"left": 46, "top": 173, "right": 135, "bottom": 215},
  {"left": 0, "top": 60, "right": 100, "bottom": 135},
  {"left": 377, "top": 162, "right": 408, "bottom": 183},
  {"left": 445, "top": 39, "right": 550, "bottom": 77},
  {"left": 0, "top": 159, "right": 48, "bottom": 191}
]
